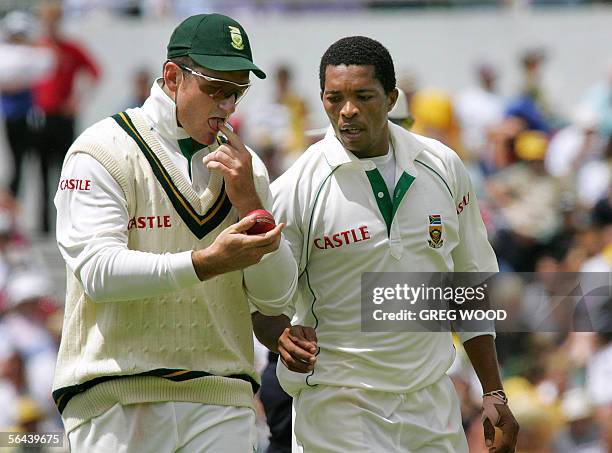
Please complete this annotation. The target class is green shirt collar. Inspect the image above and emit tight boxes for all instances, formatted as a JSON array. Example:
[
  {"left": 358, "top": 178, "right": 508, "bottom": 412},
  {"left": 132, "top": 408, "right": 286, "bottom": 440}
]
[{"left": 177, "top": 138, "right": 206, "bottom": 162}]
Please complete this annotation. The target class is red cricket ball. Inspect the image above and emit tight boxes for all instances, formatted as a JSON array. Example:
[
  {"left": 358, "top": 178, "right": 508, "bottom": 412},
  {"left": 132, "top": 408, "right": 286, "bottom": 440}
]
[{"left": 245, "top": 209, "right": 276, "bottom": 235}]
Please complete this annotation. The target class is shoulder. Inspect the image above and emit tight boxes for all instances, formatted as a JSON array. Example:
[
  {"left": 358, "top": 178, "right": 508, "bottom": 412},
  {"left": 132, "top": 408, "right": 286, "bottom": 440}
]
[
  {"left": 271, "top": 138, "right": 331, "bottom": 196},
  {"left": 73, "top": 116, "right": 120, "bottom": 145},
  {"left": 68, "top": 111, "right": 143, "bottom": 172},
  {"left": 246, "top": 146, "right": 270, "bottom": 181},
  {"left": 409, "top": 132, "right": 469, "bottom": 198},
  {"left": 72, "top": 113, "right": 132, "bottom": 150},
  {"left": 411, "top": 132, "right": 462, "bottom": 167}
]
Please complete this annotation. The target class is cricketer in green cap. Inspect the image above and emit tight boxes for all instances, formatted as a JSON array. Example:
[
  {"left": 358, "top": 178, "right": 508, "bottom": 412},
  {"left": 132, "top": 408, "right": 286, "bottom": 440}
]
[{"left": 167, "top": 13, "right": 266, "bottom": 79}]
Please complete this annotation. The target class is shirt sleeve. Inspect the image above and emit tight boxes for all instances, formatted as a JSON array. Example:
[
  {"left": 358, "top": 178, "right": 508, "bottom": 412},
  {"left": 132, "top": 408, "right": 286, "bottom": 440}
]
[
  {"left": 451, "top": 155, "right": 499, "bottom": 273},
  {"left": 449, "top": 153, "right": 498, "bottom": 343},
  {"left": 242, "top": 152, "right": 298, "bottom": 315},
  {"left": 55, "top": 152, "right": 199, "bottom": 303}
]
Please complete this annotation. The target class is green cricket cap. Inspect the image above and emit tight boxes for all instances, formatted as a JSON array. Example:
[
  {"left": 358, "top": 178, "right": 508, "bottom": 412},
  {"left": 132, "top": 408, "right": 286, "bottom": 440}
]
[{"left": 167, "top": 13, "right": 266, "bottom": 79}]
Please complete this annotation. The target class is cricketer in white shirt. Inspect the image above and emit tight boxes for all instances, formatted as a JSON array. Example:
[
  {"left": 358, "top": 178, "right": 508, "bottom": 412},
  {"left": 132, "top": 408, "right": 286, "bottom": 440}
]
[{"left": 252, "top": 35, "right": 518, "bottom": 453}]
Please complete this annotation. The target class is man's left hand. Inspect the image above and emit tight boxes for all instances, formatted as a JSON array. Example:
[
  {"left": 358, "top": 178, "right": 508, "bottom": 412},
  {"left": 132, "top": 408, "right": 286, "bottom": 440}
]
[{"left": 482, "top": 397, "right": 519, "bottom": 453}]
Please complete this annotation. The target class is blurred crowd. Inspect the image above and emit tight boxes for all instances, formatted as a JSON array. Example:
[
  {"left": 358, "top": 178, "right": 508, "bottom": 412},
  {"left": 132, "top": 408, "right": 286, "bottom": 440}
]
[
  {"left": 3, "top": 0, "right": 612, "bottom": 20},
  {"left": 1, "top": 2, "right": 612, "bottom": 452}
]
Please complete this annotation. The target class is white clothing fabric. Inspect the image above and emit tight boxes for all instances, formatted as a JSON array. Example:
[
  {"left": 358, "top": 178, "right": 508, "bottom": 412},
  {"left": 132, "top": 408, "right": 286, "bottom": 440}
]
[
  {"left": 292, "top": 375, "right": 468, "bottom": 453},
  {"left": 68, "top": 402, "right": 257, "bottom": 453},
  {"left": 455, "top": 86, "right": 503, "bottom": 157},
  {"left": 0, "top": 314, "right": 57, "bottom": 415},
  {"left": 545, "top": 125, "right": 601, "bottom": 178},
  {"left": 587, "top": 342, "right": 612, "bottom": 406},
  {"left": 272, "top": 123, "right": 497, "bottom": 397},
  {"left": 0, "top": 43, "right": 55, "bottom": 87},
  {"left": 576, "top": 160, "right": 611, "bottom": 208}
]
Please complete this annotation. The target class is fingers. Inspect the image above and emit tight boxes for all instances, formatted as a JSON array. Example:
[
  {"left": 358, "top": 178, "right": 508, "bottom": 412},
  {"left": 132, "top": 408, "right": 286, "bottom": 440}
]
[
  {"left": 218, "top": 123, "right": 245, "bottom": 150},
  {"left": 222, "top": 220, "right": 283, "bottom": 260},
  {"left": 241, "top": 223, "right": 283, "bottom": 248},
  {"left": 230, "top": 215, "right": 258, "bottom": 233},
  {"left": 279, "top": 352, "right": 313, "bottom": 374},
  {"left": 247, "top": 222, "right": 283, "bottom": 241},
  {"left": 278, "top": 327, "right": 317, "bottom": 373},
  {"left": 288, "top": 332, "right": 317, "bottom": 354},
  {"left": 294, "top": 325, "right": 317, "bottom": 344},
  {"left": 483, "top": 417, "right": 495, "bottom": 450},
  {"left": 495, "top": 405, "right": 519, "bottom": 453},
  {"left": 203, "top": 147, "right": 236, "bottom": 167}
]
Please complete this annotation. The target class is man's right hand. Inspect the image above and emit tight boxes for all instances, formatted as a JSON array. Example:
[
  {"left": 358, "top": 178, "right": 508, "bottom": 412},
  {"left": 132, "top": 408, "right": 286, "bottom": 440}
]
[
  {"left": 192, "top": 215, "right": 284, "bottom": 280},
  {"left": 278, "top": 325, "right": 317, "bottom": 373}
]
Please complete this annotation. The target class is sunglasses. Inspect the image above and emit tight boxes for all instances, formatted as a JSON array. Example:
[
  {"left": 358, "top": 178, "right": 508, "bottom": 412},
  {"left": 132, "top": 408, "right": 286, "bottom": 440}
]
[{"left": 175, "top": 62, "right": 251, "bottom": 104}]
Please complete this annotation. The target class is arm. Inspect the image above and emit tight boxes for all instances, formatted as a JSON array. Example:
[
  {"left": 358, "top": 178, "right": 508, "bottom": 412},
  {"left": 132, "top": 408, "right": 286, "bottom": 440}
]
[
  {"left": 462, "top": 335, "right": 502, "bottom": 393},
  {"left": 250, "top": 162, "right": 318, "bottom": 373},
  {"left": 56, "top": 152, "right": 280, "bottom": 302},
  {"left": 55, "top": 152, "right": 198, "bottom": 301},
  {"left": 75, "top": 43, "right": 101, "bottom": 81},
  {"left": 464, "top": 336, "right": 519, "bottom": 453},
  {"left": 61, "top": 43, "right": 101, "bottom": 116},
  {"left": 243, "top": 154, "right": 297, "bottom": 315},
  {"left": 251, "top": 312, "right": 316, "bottom": 373},
  {"left": 205, "top": 124, "right": 298, "bottom": 314},
  {"left": 251, "top": 312, "right": 291, "bottom": 353},
  {"left": 449, "top": 153, "right": 519, "bottom": 452}
]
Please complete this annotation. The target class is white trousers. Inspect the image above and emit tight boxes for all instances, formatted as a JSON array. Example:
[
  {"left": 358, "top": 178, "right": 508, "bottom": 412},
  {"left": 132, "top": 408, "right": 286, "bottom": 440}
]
[
  {"left": 292, "top": 375, "right": 468, "bottom": 453},
  {"left": 68, "top": 402, "right": 257, "bottom": 453}
]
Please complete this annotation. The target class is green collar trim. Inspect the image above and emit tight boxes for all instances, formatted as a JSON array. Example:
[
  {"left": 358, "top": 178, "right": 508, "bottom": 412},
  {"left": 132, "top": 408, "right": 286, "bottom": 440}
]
[
  {"left": 178, "top": 138, "right": 206, "bottom": 177},
  {"left": 365, "top": 169, "right": 415, "bottom": 235},
  {"left": 111, "top": 112, "right": 232, "bottom": 240}
]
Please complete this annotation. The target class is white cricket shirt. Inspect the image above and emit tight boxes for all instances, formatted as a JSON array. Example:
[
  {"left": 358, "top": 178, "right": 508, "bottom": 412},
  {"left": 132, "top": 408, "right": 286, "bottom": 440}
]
[{"left": 271, "top": 122, "right": 498, "bottom": 396}]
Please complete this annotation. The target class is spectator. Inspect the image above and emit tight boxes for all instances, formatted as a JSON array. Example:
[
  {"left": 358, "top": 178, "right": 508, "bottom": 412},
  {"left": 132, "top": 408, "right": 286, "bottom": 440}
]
[
  {"left": 0, "top": 11, "right": 55, "bottom": 199},
  {"left": 123, "top": 67, "right": 152, "bottom": 109},
  {"left": 2, "top": 272, "right": 58, "bottom": 426},
  {"left": 487, "top": 131, "right": 562, "bottom": 270},
  {"left": 554, "top": 388, "right": 601, "bottom": 453},
  {"left": 583, "top": 60, "right": 612, "bottom": 137},
  {"left": 388, "top": 87, "right": 413, "bottom": 129},
  {"left": 410, "top": 87, "right": 466, "bottom": 159},
  {"left": 455, "top": 62, "right": 504, "bottom": 162},
  {"left": 248, "top": 64, "right": 309, "bottom": 178},
  {"left": 545, "top": 106, "right": 603, "bottom": 179},
  {"left": 33, "top": 1, "right": 101, "bottom": 233}
]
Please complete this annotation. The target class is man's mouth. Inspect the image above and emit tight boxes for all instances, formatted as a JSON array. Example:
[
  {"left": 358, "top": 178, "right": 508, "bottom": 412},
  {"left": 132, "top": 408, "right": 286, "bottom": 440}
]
[
  {"left": 339, "top": 124, "right": 364, "bottom": 139},
  {"left": 208, "top": 117, "right": 226, "bottom": 133}
]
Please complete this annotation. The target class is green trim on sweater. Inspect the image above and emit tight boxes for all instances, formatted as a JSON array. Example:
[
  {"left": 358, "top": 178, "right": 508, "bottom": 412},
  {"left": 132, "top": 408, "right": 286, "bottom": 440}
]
[{"left": 61, "top": 375, "right": 255, "bottom": 433}]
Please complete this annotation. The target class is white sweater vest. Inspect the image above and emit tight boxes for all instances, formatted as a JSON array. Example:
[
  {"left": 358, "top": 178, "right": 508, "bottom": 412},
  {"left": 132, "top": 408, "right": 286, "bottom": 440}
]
[{"left": 53, "top": 109, "right": 259, "bottom": 433}]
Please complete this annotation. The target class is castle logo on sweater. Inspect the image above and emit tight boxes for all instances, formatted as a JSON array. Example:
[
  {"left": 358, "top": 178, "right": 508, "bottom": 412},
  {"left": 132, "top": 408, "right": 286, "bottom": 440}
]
[
  {"left": 128, "top": 215, "right": 172, "bottom": 230},
  {"left": 59, "top": 178, "right": 91, "bottom": 191}
]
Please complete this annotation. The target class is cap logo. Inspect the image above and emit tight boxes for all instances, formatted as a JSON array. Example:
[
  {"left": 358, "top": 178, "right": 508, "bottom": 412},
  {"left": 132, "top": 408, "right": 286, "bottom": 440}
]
[{"left": 228, "top": 25, "right": 244, "bottom": 50}]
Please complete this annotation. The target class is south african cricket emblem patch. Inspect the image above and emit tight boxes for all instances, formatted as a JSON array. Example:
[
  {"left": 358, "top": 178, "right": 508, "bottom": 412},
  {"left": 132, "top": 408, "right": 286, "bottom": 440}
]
[
  {"left": 428, "top": 215, "right": 444, "bottom": 248},
  {"left": 228, "top": 25, "right": 244, "bottom": 50}
]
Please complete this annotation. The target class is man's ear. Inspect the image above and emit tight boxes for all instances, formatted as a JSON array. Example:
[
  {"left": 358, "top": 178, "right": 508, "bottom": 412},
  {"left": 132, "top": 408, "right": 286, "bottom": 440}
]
[
  {"left": 164, "top": 62, "right": 181, "bottom": 94},
  {"left": 387, "top": 88, "right": 399, "bottom": 113}
]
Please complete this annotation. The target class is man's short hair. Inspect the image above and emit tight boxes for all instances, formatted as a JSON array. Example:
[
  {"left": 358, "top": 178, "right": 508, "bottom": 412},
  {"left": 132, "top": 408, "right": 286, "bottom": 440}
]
[
  {"left": 166, "top": 55, "right": 200, "bottom": 73},
  {"left": 319, "top": 36, "right": 396, "bottom": 94}
]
